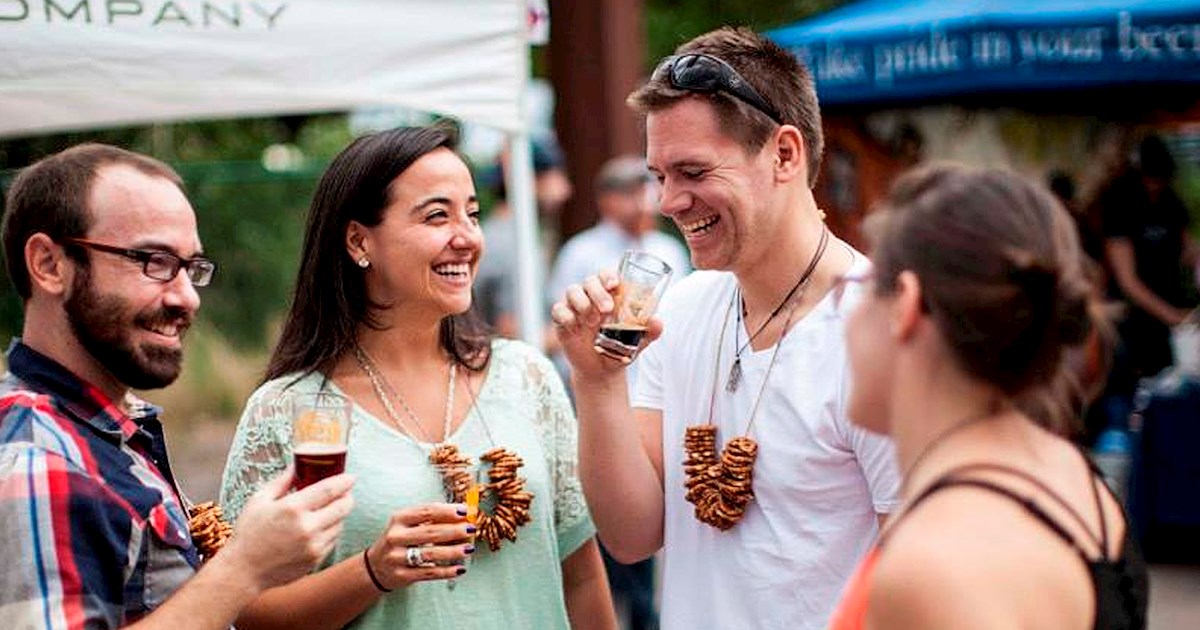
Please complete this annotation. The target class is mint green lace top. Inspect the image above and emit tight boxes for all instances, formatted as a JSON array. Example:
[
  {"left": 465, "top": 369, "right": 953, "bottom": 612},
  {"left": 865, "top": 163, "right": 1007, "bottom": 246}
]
[{"left": 218, "top": 339, "right": 595, "bottom": 630}]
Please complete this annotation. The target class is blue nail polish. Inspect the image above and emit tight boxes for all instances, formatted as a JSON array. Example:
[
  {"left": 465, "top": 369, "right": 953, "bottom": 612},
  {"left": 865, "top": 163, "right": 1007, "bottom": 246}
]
[
  {"left": 456, "top": 506, "right": 468, "bottom": 516},
  {"left": 465, "top": 545, "right": 476, "bottom": 554},
  {"left": 466, "top": 525, "right": 477, "bottom": 534}
]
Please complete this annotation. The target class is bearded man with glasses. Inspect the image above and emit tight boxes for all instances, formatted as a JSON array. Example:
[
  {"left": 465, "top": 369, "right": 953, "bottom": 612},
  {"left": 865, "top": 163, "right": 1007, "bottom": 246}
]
[
  {"left": 0, "top": 143, "right": 354, "bottom": 629},
  {"left": 551, "top": 27, "right": 900, "bottom": 630}
]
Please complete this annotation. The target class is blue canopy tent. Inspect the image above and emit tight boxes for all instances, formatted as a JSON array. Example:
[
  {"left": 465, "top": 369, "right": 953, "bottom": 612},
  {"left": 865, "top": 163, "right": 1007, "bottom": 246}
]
[{"left": 768, "top": 0, "right": 1200, "bottom": 107}]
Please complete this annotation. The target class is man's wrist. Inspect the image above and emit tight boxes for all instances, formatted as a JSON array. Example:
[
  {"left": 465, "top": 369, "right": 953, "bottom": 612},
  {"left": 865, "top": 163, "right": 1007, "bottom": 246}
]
[
  {"left": 570, "top": 368, "right": 627, "bottom": 395},
  {"left": 199, "top": 540, "right": 267, "bottom": 600}
]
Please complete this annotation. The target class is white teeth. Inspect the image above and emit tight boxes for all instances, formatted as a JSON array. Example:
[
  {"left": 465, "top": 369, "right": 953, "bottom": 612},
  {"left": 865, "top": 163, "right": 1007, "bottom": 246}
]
[
  {"left": 680, "top": 215, "right": 719, "bottom": 235},
  {"left": 434, "top": 263, "right": 470, "bottom": 276}
]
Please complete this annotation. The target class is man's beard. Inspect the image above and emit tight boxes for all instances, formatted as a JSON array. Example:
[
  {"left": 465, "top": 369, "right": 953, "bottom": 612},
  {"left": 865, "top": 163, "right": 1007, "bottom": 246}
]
[{"left": 65, "top": 267, "right": 190, "bottom": 391}]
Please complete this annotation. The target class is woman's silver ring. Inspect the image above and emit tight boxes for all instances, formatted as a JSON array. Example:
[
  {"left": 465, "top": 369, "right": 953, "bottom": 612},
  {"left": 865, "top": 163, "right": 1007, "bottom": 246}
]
[{"left": 405, "top": 546, "right": 427, "bottom": 568}]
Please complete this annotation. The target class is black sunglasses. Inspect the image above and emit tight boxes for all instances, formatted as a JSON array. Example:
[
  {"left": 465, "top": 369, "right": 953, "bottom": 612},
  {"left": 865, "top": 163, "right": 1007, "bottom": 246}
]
[
  {"left": 652, "top": 53, "right": 784, "bottom": 125},
  {"left": 65, "top": 238, "right": 217, "bottom": 287}
]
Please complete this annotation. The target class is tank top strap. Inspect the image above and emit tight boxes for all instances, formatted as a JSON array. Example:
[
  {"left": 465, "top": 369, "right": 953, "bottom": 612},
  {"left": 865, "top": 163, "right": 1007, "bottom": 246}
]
[
  {"left": 922, "top": 462, "right": 1108, "bottom": 553},
  {"left": 1078, "top": 448, "right": 1114, "bottom": 553},
  {"left": 902, "top": 468, "right": 1097, "bottom": 561}
]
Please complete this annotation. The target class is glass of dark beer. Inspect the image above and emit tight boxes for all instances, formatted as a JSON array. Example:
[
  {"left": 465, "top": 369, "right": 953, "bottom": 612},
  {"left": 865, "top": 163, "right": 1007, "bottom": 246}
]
[
  {"left": 593, "top": 250, "right": 672, "bottom": 363},
  {"left": 290, "top": 391, "right": 352, "bottom": 489}
]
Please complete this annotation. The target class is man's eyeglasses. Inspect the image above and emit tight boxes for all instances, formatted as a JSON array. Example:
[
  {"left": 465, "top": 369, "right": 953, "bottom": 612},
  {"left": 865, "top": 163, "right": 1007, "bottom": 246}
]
[
  {"left": 652, "top": 53, "right": 784, "bottom": 125},
  {"left": 65, "top": 238, "right": 216, "bottom": 287},
  {"left": 832, "top": 269, "right": 875, "bottom": 311}
]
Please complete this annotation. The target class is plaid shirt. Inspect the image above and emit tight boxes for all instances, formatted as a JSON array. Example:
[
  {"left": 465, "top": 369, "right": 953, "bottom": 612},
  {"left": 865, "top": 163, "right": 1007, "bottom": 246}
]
[{"left": 0, "top": 340, "right": 198, "bottom": 629}]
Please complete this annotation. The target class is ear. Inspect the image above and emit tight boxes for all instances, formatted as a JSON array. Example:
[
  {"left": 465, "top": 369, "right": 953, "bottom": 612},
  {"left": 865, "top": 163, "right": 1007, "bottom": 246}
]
[
  {"left": 772, "top": 125, "right": 807, "bottom": 184},
  {"left": 890, "top": 270, "right": 924, "bottom": 341},
  {"left": 345, "top": 220, "right": 370, "bottom": 262},
  {"left": 25, "top": 233, "right": 72, "bottom": 297}
]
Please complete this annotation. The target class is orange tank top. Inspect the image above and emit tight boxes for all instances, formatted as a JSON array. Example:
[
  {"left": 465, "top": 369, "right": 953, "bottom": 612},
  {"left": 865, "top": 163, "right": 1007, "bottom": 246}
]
[{"left": 826, "top": 545, "right": 880, "bottom": 630}]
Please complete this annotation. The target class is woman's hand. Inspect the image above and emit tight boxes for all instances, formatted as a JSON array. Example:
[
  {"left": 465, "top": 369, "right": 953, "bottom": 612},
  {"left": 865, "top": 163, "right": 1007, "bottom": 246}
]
[{"left": 365, "top": 503, "right": 476, "bottom": 589}]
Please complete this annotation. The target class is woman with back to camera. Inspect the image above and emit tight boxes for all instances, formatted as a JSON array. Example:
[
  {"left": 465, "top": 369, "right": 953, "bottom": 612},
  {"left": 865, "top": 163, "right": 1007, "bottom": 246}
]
[
  {"left": 828, "top": 164, "right": 1148, "bottom": 630},
  {"left": 218, "top": 125, "right": 615, "bottom": 630}
]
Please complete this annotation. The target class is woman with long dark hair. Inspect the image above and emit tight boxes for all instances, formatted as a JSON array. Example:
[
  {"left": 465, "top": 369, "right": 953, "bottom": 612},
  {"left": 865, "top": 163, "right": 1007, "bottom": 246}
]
[
  {"left": 219, "top": 125, "right": 615, "bottom": 630},
  {"left": 828, "top": 164, "right": 1148, "bottom": 630}
]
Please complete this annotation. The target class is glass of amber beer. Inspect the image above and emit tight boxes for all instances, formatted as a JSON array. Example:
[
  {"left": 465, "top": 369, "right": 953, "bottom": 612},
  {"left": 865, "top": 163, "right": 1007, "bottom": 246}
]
[
  {"left": 593, "top": 250, "right": 672, "bottom": 363},
  {"left": 436, "top": 460, "right": 481, "bottom": 590},
  {"left": 290, "top": 391, "right": 352, "bottom": 489}
]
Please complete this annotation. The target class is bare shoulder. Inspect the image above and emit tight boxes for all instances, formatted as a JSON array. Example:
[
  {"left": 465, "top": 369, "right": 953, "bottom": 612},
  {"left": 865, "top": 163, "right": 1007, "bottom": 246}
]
[
  {"left": 868, "top": 514, "right": 1010, "bottom": 630},
  {"left": 869, "top": 488, "right": 1093, "bottom": 630}
]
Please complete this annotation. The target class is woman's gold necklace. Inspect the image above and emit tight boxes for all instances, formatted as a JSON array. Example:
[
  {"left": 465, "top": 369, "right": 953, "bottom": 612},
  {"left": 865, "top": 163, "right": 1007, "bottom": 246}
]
[{"left": 354, "top": 346, "right": 533, "bottom": 551}]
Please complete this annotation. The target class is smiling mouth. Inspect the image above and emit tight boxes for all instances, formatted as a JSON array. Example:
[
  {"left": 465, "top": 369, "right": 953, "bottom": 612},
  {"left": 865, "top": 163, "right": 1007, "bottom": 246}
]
[
  {"left": 143, "top": 322, "right": 187, "bottom": 340},
  {"left": 679, "top": 215, "right": 720, "bottom": 237},
  {"left": 433, "top": 262, "right": 471, "bottom": 279}
]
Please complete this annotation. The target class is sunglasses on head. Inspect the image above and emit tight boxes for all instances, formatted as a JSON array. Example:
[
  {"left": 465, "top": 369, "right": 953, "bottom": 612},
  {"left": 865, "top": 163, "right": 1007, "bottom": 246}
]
[{"left": 652, "top": 53, "right": 783, "bottom": 125}]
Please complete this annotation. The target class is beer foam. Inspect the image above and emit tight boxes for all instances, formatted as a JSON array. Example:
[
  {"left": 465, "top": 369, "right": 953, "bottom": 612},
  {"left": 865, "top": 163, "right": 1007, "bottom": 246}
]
[{"left": 293, "top": 442, "right": 348, "bottom": 455}]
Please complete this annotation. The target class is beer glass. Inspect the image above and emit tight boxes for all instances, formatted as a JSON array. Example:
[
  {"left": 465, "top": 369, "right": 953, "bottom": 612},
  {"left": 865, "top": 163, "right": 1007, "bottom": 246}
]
[
  {"left": 593, "top": 250, "right": 672, "bottom": 363},
  {"left": 436, "top": 460, "right": 481, "bottom": 590},
  {"left": 290, "top": 391, "right": 352, "bottom": 489}
]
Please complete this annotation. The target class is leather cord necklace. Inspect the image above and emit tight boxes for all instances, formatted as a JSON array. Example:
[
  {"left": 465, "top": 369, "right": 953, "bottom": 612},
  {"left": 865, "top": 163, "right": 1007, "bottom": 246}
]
[
  {"left": 727, "top": 225, "right": 830, "bottom": 392},
  {"left": 682, "top": 286, "right": 801, "bottom": 530}
]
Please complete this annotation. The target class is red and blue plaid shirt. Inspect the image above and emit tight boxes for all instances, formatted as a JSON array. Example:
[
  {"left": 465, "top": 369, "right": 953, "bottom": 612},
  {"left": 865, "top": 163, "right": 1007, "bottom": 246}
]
[{"left": 0, "top": 340, "right": 198, "bottom": 628}]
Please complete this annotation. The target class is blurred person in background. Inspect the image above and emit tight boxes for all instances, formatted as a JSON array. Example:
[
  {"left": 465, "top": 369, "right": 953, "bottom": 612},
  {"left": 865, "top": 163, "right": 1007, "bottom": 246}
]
[
  {"left": 1096, "top": 134, "right": 1197, "bottom": 434},
  {"left": 548, "top": 154, "right": 691, "bottom": 308},
  {"left": 551, "top": 27, "right": 899, "bottom": 630},
  {"left": 547, "top": 154, "right": 691, "bottom": 630},
  {"left": 828, "top": 163, "right": 1147, "bottom": 630},
  {"left": 475, "top": 137, "right": 573, "bottom": 339},
  {"left": 0, "top": 143, "right": 354, "bottom": 629},
  {"left": 547, "top": 153, "right": 692, "bottom": 386},
  {"left": 219, "top": 125, "right": 615, "bottom": 630}
]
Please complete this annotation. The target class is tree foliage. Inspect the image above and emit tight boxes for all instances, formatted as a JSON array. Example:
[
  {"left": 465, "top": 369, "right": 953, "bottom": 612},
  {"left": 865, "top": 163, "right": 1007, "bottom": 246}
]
[
  {"left": 0, "top": 115, "right": 354, "bottom": 349},
  {"left": 645, "top": 0, "right": 851, "bottom": 63},
  {"left": 0, "top": 1, "right": 855, "bottom": 350}
]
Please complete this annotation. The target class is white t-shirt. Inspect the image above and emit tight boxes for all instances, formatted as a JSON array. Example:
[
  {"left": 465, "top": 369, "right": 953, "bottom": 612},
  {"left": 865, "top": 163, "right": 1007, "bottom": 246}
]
[{"left": 632, "top": 257, "right": 900, "bottom": 630}]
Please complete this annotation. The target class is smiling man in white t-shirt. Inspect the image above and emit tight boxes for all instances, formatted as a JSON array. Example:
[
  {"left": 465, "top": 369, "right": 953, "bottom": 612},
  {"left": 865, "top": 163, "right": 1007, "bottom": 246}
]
[{"left": 550, "top": 26, "right": 899, "bottom": 630}]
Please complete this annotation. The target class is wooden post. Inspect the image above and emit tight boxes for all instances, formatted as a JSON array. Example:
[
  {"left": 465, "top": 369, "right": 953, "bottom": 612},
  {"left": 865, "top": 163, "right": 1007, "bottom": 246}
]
[{"left": 548, "top": 0, "right": 645, "bottom": 240}]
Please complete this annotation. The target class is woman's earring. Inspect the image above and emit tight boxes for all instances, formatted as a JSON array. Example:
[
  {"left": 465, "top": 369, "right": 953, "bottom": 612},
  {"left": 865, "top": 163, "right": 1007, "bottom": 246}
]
[{"left": 357, "top": 257, "right": 370, "bottom": 269}]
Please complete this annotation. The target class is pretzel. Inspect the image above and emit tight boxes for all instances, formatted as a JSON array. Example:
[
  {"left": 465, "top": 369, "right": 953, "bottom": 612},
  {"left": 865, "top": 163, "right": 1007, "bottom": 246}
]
[{"left": 187, "top": 502, "right": 234, "bottom": 560}]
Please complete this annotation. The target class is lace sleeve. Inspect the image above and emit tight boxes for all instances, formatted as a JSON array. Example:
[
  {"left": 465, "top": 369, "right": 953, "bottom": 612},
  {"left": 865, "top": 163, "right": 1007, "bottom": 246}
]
[
  {"left": 218, "top": 379, "right": 293, "bottom": 522},
  {"left": 520, "top": 346, "right": 595, "bottom": 559}
]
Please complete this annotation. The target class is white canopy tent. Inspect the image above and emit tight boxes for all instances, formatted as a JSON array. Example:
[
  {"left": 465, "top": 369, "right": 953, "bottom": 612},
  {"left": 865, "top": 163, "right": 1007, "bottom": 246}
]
[{"left": 0, "top": 0, "right": 546, "bottom": 344}]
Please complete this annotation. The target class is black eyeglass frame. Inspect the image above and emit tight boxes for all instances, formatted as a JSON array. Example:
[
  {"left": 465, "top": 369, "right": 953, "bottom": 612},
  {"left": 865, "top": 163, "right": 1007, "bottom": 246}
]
[
  {"left": 653, "top": 53, "right": 784, "bottom": 125},
  {"left": 64, "top": 237, "right": 217, "bottom": 287}
]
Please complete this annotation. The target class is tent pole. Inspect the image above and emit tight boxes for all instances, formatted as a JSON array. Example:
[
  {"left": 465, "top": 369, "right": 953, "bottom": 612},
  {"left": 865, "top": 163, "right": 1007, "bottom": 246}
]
[
  {"left": 507, "top": 132, "right": 544, "bottom": 349},
  {"left": 507, "top": 9, "right": 544, "bottom": 350}
]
